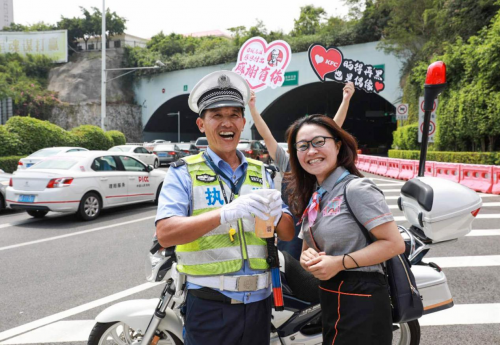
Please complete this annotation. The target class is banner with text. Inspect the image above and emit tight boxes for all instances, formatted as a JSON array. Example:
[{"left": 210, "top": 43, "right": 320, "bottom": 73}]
[
  {"left": 233, "top": 37, "right": 292, "bottom": 92},
  {"left": 0, "top": 30, "right": 68, "bottom": 63}
]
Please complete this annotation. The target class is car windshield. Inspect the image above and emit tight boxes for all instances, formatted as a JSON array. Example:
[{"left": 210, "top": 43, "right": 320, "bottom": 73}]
[
  {"left": 155, "top": 145, "right": 175, "bottom": 151},
  {"left": 29, "top": 148, "right": 64, "bottom": 157},
  {"left": 109, "top": 146, "right": 129, "bottom": 152},
  {"left": 177, "top": 144, "right": 191, "bottom": 149},
  {"left": 237, "top": 143, "right": 251, "bottom": 150},
  {"left": 31, "top": 159, "right": 78, "bottom": 170},
  {"left": 196, "top": 139, "right": 208, "bottom": 146}
]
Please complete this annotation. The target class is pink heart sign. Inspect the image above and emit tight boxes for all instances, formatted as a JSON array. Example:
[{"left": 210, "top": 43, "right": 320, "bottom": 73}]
[{"left": 233, "top": 37, "right": 292, "bottom": 92}]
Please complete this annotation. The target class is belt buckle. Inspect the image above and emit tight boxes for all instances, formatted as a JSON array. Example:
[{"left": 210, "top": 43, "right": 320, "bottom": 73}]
[{"left": 236, "top": 275, "right": 258, "bottom": 292}]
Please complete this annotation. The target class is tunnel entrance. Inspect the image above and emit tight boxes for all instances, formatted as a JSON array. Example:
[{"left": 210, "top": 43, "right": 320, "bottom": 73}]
[
  {"left": 253, "top": 82, "right": 396, "bottom": 155},
  {"left": 143, "top": 94, "right": 199, "bottom": 142}
]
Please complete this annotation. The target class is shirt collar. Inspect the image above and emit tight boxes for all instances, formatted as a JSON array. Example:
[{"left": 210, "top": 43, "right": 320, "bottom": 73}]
[
  {"left": 206, "top": 146, "right": 248, "bottom": 170},
  {"left": 320, "top": 166, "right": 347, "bottom": 191}
]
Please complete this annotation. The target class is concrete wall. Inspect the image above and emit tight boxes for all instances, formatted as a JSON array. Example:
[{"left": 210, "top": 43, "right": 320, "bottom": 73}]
[{"left": 134, "top": 41, "right": 404, "bottom": 140}]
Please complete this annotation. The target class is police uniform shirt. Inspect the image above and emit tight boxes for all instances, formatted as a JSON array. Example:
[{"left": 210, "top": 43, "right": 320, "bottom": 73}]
[
  {"left": 155, "top": 147, "right": 291, "bottom": 303},
  {"left": 299, "top": 166, "right": 394, "bottom": 274}
]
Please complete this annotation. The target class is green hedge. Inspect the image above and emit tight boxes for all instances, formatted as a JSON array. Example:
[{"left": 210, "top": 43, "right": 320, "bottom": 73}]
[
  {"left": 5, "top": 116, "right": 76, "bottom": 155},
  {"left": 388, "top": 150, "right": 500, "bottom": 165},
  {"left": 392, "top": 124, "right": 419, "bottom": 150},
  {"left": 0, "top": 126, "right": 22, "bottom": 157},
  {"left": 105, "top": 130, "right": 126, "bottom": 146},
  {"left": 71, "top": 125, "right": 113, "bottom": 151},
  {"left": 0, "top": 156, "right": 23, "bottom": 173}
]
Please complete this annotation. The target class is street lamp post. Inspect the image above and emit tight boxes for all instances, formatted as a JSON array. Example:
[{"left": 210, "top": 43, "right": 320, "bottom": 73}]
[{"left": 167, "top": 112, "right": 180, "bottom": 142}]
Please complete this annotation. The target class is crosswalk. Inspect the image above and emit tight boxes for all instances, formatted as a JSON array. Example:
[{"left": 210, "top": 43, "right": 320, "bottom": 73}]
[{"left": 1, "top": 174, "right": 499, "bottom": 344}]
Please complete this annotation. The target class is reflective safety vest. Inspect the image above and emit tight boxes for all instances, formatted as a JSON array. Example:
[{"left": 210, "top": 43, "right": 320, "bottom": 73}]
[{"left": 176, "top": 152, "right": 270, "bottom": 276}]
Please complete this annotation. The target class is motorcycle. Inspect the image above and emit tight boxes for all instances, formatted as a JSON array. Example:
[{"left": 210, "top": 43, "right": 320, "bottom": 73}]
[{"left": 87, "top": 176, "right": 482, "bottom": 345}]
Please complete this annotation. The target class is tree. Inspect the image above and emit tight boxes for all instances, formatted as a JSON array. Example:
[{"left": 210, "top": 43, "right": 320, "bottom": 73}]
[{"left": 292, "top": 5, "right": 326, "bottom": 36}]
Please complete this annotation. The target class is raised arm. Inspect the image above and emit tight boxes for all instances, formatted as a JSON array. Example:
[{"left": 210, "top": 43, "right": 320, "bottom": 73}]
[
  {"left": 248, "top": 90, "right": 279, "bottom": 162},
  {"left": 332, "top": 82, "right": 355, "bottom": 127}
]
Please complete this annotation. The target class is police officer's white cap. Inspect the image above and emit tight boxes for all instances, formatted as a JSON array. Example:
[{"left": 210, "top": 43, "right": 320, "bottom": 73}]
[{"left": 188, "top": 70, "right": 250, "bottom": 115}]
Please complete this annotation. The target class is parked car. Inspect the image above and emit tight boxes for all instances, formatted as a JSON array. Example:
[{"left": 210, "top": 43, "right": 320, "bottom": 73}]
[
  {"left": 176, "top": 143, "right": 200, "bottom": 157},
  {"left": 194, "top": 137, "right": 209, "bottom": 151},
  {"left": 108, "top": 145, "right": 160, "bottom": 169},
  {"left": 0, "top": 169, "right": 12, "bottom": 212},
  {"left": 237, "top": 140, "right": 271, "bottom": 163},
  {"left": 152, "top": 144, "right": 182, "bottom": 166},
  {"left": 6, "top": 151, "right": 166, "bottom": 221},
  {"left": 17, "top": 147, "right": 88, "bottom": 170}
]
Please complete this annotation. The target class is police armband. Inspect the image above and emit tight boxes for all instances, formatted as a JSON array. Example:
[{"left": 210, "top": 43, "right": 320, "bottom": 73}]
[{"left": 171, "top": 159, "right": 186, "bottom": 168}]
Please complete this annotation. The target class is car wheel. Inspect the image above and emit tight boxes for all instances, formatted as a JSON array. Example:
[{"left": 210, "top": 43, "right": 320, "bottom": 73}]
[
  {"left": 154, "top": 160, "right": 159, "bottom": 169},
  {"left": 77, "top": 192, "right": 102, "bottom": 221},
  {"left": 27, "top": 210, "right": 48, "bottom": 218},
  {"left": 0, "top": 196, "right": 4, "bottom": 211},
  {"left": 154, "top": 183, "right": 163, "bottom": 205}
]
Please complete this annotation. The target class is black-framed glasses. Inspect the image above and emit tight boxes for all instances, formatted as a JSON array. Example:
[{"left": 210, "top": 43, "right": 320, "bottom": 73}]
[{"left": 294, "top": 136, "right": 337, "bottom": 152}]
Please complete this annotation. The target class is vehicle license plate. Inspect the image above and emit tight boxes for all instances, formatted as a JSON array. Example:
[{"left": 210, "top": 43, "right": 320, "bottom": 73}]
[
  {"left": 158, "top": 153, "right": 167, "bottom": 157},
  {"left": 18, "top": 195, "right": 35, "bottom": 203},
  {"left": 26, "top": 163, "right": 34, "bottom": 168}
]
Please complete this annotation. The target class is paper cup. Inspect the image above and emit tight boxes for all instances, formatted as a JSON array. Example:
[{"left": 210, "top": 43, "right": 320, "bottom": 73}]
[{"left": 252, "top": 189, "right": 276, "bottom": 238}]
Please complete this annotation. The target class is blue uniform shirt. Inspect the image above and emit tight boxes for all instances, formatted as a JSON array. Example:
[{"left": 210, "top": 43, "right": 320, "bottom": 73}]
[{"left": 156, "top": 147, "right": 291, "bottom": 303}]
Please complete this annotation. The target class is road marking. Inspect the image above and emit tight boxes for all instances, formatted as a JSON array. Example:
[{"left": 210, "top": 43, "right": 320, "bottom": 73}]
[
  {"left": 375, "top": 183, "right": 404, "bottom": 187},
  {"left": 425, "top": 255, "right": 500, "bottom": 267},
  {"left": 0, "top": 216, "right": 156, "bottom": 252},
  {"left": 370, "top": 178, "right": 402, "bottom": 183},
  {"left": 0, "top": 320, "right": 95, "bottom": 344},
  {"left": 467, "top": 229, "right": 500, "bottom": 236},
  {"left": 381, "top": 189, "right": 402, "bottom": 193},
  {"left": 0, "top": 219, "right": 39, "bottom": 230},
  {"left": 420, "top": 303, "right": 500, "bottom": 326},
  {"left": 0, "top": 282, "right": 161, "bottom": 342}
]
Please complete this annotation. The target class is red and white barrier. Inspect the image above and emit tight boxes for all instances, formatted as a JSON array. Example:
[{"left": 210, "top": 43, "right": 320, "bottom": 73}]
[
  {"left": 460, "top": 165, "right": 494, "bottom": 193},
  {"left": 434, "top": 162, "right": 461, "bottom": 183},
  {"left": 492, "top": 166, "right": 500, "bottom": 195},
  {"left": 356, "top": 154, "right": 499, "bottom": 195}
]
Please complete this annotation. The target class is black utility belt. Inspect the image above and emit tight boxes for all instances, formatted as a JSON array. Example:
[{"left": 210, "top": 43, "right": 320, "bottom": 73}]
[{"left": 189, "top": 287, "right": 243, "bottom": 305}]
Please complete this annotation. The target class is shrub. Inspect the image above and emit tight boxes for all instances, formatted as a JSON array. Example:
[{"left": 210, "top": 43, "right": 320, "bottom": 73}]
[
  {"left": 392, "top": 124, "right": 419, "bottom": 150},
  {"left": 5, "top": 116, "right": 75, "bottom": 155},
  {"left": 0, "top": 156, "right": 23, "bottom": 173},
  {"left": 0, "top": 126, "right": 22, "bottom": 157},
  {"left": 105, "top": 130, "right": 126, "bottom": 146},
  {"left": 388, "top": 150, "right": 500, "bottom": 165},
  {"left": 71, "top": 125, "right": 113, "bottom": 150}
]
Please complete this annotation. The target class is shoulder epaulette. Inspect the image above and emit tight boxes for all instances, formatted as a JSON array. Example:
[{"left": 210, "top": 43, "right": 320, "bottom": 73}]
[{"left": 171, "top": 159, "right": 186, "bottom": 168}]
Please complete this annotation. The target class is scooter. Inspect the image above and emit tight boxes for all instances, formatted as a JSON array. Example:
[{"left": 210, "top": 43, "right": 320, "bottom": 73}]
[{"left": 88, "top": 61, "right": 482, "bottom": 345}]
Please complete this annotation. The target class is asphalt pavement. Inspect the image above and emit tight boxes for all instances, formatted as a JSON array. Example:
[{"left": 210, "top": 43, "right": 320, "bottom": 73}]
[{"left": 0, "top": 169, "right": 499, "bottom": 344}]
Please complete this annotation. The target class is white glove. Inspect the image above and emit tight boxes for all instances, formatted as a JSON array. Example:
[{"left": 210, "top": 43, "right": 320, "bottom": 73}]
[
  {"left": 220, "top": 193, "right": 270, "bottom": 224},
  {"left": 268, "top": 190, "right": 284, "bottom": 226}
]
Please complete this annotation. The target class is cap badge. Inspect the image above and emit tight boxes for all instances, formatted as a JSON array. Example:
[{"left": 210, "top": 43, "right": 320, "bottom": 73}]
[{"left": 218, "top": 74, "right": 231, "bottom": 89}]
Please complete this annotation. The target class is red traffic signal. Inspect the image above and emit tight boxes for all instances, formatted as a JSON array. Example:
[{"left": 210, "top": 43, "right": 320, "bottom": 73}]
[{"left": 425, "top": 61, "right": 446, "bottom": 85}]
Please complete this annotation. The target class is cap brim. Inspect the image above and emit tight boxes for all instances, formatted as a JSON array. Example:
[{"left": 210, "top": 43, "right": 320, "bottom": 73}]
[{"left": 204, "top": 101, "right": 244, "bottom": 111}]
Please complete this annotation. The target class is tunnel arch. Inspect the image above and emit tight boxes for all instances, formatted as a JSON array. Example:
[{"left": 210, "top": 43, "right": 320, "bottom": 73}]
[{"left": 253, "top": 81, "right": 396, "bottom": 153}]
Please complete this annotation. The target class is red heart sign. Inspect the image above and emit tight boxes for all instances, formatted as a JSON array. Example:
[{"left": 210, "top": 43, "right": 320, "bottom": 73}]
[
  {"left": 309, "top": 45, "right": 343, "bottom": 81},
  {"left": 375, "top": 81, "right": 385, "bottom": 92}
]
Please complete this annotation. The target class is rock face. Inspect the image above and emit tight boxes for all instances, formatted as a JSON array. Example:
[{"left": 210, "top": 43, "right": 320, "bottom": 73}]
[{"left": 47, "top": 49, "right": 142, "bottom": 141}]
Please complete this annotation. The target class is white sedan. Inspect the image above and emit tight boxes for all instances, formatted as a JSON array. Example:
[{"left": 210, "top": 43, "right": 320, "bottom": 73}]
[
  {"left": 6, "top": 151, "right": 166, "bottom": 221},
  {"left": 108, "top": 145, "right": 160, "bottom": 169},
  {"left": 18, "top": 146, "right": 88, "bottom": 170}
]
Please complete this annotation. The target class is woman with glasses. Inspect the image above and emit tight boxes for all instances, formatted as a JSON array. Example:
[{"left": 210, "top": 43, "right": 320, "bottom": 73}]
[{"left": 286, "top": 114, "right": 405, "bottom": 345}]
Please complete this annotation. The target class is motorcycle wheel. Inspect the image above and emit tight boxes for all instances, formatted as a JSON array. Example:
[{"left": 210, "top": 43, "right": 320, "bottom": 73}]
[
  {"left": 393, "top": 320, "right": 420, "bottom": 345},
  {"left": 87, "top": 321, "right": 183, "bottom": 345}
]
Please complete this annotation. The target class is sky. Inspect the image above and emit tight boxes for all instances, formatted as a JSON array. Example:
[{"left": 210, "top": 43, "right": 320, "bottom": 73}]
[{"left": 12, "top": 0, "right": 350, "bottom": 39}]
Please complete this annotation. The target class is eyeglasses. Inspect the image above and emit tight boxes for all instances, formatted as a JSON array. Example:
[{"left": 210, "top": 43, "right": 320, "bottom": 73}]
[{"left": 294, "top": 136, "right": 337, "bottom": 152}]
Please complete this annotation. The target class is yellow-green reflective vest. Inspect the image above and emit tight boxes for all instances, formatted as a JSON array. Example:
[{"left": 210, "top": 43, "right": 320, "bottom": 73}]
[{"left": 176, "top": 152, "right": 270, "bottom": 276}]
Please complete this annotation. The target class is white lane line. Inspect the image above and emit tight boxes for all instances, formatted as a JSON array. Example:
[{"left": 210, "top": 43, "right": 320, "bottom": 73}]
[
  {"left": 0, "top": 282, "right": 161, "bottom": 342},
  {"left": 425, "top": 255, "right": 500, "bottom": 268},
  {"left": 375, "top": 183, "right": 404, "bottom": 187},
  {"left": 0, "top": 320, "right": 95, "bottom": 344},
  {"left": 369, "top": 178, "right": 401, "bottom": 183},
  {"left": 386, "top": 196, "right": 402, "bottom": 200},
  {"left": 0, "top": 216, "right": 155, "bottom": 252},
  {"left": 420, "top": 303, "right": 500, "bottom": 326},
  {"left": 381, "top": 189, "right": 402, "bottom": 192},
  {"left": 467, "top": 229, "right": 500, "bottom": 236},
  {"left": 0, "top": 219, "right": 39, "bottom": 230}
]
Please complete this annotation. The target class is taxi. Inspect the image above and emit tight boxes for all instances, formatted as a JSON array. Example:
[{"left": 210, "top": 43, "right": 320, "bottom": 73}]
[{"left": 6, "top": 151, "right": 167, "bottom": 221}]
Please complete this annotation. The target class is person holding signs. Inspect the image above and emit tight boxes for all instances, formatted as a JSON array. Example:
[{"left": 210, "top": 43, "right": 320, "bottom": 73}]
[
  {"left": 285, "top": 114, "right": 405, "bottom": 344},
  {"left": 249, "top": 82, "right": 355, "bottom": 260},
  {"left": 155, "top": 70, "right": 295, "bottom": 345}
]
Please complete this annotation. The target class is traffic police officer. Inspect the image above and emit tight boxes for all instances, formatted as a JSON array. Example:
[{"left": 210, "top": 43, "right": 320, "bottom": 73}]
[{"left": 155, "top": 70, "right": 295, "bottom": 345}]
